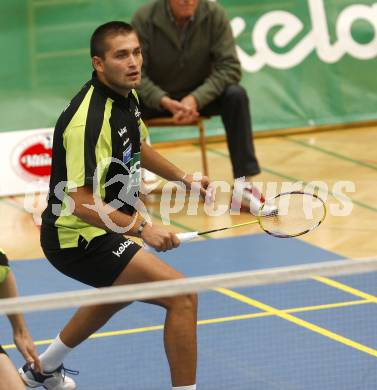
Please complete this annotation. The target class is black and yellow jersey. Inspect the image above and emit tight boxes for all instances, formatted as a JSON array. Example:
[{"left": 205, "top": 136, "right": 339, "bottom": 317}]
[
  {"left": 41, "top": 73, "right": 148, "bottom": 249},
  {"left": 0, "top": 248, "right": 9, "bottom": 285}
]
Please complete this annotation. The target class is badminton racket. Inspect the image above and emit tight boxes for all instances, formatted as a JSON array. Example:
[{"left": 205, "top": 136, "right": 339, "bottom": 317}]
[{"left": 144, "top": 191, "right": 326, "bottom": 250}]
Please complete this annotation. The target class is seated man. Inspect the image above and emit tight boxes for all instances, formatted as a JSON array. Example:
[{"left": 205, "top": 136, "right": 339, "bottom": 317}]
[{"left": 132, "top": 0, "right": 275, "bottom": 215}]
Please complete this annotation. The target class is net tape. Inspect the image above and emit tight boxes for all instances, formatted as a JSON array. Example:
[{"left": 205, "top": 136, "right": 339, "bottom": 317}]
[{"left": 1, "top": 257, "right": 377, "bottom": 315}]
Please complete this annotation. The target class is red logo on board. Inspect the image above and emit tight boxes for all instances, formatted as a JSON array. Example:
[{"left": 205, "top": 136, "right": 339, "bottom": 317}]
[{"left": 12, "top": 133, "right": 53, "bottom": 180}]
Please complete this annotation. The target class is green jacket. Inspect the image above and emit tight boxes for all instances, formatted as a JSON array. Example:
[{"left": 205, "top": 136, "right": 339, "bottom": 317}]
[{"left": 132, "top": 0, "right": 241, "bottom": 110}]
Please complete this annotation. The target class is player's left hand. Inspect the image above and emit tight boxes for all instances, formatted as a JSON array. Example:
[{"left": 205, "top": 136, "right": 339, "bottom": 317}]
[
  {"left": 14, "top": 329, "right": 42, "bottom": 372},
  {"left": 182, "top": 173, "right": 214, "bottom": 204}
]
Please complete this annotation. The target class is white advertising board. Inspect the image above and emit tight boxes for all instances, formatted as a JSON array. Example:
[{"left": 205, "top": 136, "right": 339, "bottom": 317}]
[{"left": 0, "top": 128, "right": 54, "bottom": 197}]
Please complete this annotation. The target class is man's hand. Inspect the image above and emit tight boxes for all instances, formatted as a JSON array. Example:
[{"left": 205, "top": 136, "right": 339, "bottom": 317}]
[
  {"left": 174, "top": 95, "right": 199, "bottom": 124},
  {"left": 160, "top": 96, "right": 190, "bottom": 116},
  {"left": 14, "top": 329, "right": 42, "bottom": 372},
  {"left": 141, "top": 224, "right": 180, "bottom": 252},
  {"left": 160, "top": 96, "right": 199, "bottom": 124},
  {"left": 180, "top": 95, "right": 199, "bottom": 115}
]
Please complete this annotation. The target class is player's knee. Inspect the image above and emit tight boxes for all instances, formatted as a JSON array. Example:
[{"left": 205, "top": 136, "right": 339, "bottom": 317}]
[
  {"left": 169, "top": 292, "right": 198, "bottom": 313},
  {"left": 224, "top": 84, "right": 249, "bottom": 103},
  {"left": 185, "top": 293, "right": 198, "bottom": 311}
]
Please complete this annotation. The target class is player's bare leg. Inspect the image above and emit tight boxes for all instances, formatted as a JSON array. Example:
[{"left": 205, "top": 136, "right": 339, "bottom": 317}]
[
  {"left": 0, "top": 355, "right": 26, "bottom": 390},
  {"left": 59, "top": 250, "right": 197, "bottom": 387}
]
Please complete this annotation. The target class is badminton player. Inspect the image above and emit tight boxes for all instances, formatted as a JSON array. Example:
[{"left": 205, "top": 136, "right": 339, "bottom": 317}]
[{"left": 19, "top": 21, "right": 209, "bottom": 390}]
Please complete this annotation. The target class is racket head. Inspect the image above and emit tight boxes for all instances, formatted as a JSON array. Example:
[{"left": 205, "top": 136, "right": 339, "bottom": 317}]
[{"left": 257, "top": 191, "right": 326, "bottom": 238}]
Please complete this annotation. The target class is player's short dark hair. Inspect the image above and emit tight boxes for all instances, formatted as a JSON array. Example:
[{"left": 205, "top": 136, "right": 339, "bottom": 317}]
[{"left": 90, "top": 21, "right": 136, "bottom": 58}]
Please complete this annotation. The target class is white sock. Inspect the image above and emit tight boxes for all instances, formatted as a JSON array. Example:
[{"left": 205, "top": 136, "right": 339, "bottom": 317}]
[
  {"left": 172, "top": 386, "right": 196, "bottom": 390},
  {"left": 39, "top": 334, "right": 72, "bottom": 372}
]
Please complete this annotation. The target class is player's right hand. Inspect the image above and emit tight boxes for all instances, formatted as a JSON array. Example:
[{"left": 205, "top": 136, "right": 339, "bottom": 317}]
[{"left": 141, "top": 224, "right": 180, "bottom": 252}]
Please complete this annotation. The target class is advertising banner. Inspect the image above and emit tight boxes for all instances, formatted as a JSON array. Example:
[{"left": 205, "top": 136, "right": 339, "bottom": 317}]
[
  {"left": 229, "top": 0, "right": 377, "bottom": 130},
  {"left": 0, "top": 0, "right": 376, "bottom": 134},
  {"left": 0, "top": 129, "right": 53, "bottom": 196}
]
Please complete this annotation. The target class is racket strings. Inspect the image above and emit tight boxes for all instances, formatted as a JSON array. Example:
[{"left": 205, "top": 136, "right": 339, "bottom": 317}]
[{"left": 259, "top": 193, "right": 326, "bottom": 237}]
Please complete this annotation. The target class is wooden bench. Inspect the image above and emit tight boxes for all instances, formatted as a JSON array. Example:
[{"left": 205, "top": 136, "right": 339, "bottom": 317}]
[{"left": 145, "top": 116, "right": 209, "bottom": 177}]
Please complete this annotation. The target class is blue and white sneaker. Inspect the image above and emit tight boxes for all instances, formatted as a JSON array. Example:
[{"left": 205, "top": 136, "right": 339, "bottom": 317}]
[{"left": 19, "top": 363, "right": 78, "bottom": 389}]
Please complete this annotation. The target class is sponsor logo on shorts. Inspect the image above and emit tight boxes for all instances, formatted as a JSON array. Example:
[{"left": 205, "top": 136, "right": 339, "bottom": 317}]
[{"left": 112, "top": 239, "right": 134, "bottom": 258}]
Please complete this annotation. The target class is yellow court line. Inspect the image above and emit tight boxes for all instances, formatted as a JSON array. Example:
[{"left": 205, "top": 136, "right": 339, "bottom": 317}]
[
  {"left": 284, "top": 298, "right": 370, "bottom": 314},
  {"left": 215, "top": 288, "right": 377, "bottom": 358},
  {"left": 89, "top": 325, "right": 164, "bottom": 339},
  {"left": 2, "top": 298, "right": 371, "bottom": 350},
  {"left": 313, "top": 276, "right": 377, "bottom": 302}
]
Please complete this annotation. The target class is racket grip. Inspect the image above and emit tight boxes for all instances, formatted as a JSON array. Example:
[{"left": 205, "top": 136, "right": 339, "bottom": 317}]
[
  {"left": 176, "top": 231, "right": 199, "bottom": 242},
  {"left": 143, "top": 231, "right": 199, "bottom": 252}
]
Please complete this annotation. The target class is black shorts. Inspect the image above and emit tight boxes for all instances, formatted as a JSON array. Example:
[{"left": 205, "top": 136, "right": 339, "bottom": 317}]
[
  {"left": 0, "top": 252, "right": 9, "bottom": 266},
  {"left": 0, "top": 344, "right": 7, "bottom": 356},
  {"left": 42, "top": 233, "right": 142, "bottom": 288}
]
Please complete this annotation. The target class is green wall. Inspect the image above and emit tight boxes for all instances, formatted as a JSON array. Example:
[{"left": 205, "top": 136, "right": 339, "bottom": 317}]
[{"left": 1, "top": 0, "right": 377, "bottom": 141}]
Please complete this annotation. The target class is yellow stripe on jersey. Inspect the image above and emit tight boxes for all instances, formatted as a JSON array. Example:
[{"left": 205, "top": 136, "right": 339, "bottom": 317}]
[
  {"left": 95, "top": 98, "right": 113, "bottom": 199},
  {"left": 131, "top": 89, "right": 148, "bottom": 141},
  {"left": 0, "top": 250, "right": 9, "bottom": 285},
  {"left": 139, "top": 118, "right": 149, "bottom": 141},
  {"left": 64, "top": 86, "right": 94, "bottom": 190},
  {"left": 56, "top": 86, "right": 108, "bottom": 248},
  {"left": 0, "top": 266, "right": 9, "bottom": 285}
]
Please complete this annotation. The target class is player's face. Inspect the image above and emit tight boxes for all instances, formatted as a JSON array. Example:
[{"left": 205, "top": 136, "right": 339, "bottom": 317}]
[
  {"left": 95, "top": 32, "right": 143, "bottom": 93},
  {"left": 169, "top": 0, "right": 199, "bottom": 22}
]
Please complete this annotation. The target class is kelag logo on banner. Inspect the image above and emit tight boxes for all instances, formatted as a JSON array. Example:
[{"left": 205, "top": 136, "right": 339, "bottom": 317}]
[
  {"left": 230, "top": 0, "right": 377, "bottom": 71},
  {"left": 214, "top": 0, "right": 377, "bottom": 130}
]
